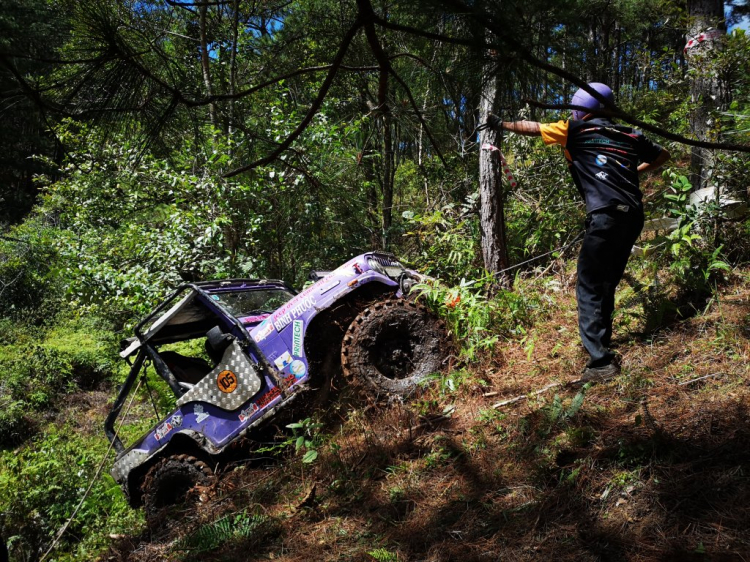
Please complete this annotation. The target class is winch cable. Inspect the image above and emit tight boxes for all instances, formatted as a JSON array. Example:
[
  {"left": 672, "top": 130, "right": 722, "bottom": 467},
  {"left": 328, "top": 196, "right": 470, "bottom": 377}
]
[
  {"left": 491, "top": 228, "right": 584, "bottom": 278},
  {"left": 40, "top": 378, "right": 144, "bottom": 562},
  {"left": 459, "top": 228, "right": 585, "bottom": 289}
]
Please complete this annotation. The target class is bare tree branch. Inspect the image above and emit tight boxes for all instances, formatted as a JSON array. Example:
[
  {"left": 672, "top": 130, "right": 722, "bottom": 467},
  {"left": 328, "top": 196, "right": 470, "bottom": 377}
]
[
  {"left": 222, "top": 18, "right": 365, "bottom": 177},
  {"left": 388, "top": 68, "right": 446, "bottom": 165},
  {"left": 373, "top": 1, "right": 750, "bottom": 155},
  {"left": 358, "top": 0, "right": 447, "bottom": 166},
  {"left": 524, "top": 100, "right": 750, "bottom": 153}
]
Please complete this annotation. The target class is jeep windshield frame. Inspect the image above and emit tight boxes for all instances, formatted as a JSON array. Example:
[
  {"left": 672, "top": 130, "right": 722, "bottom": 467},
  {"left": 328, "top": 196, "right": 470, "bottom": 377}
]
[{"left": 131, "top": 279, "right": 295, "bottom": 349}]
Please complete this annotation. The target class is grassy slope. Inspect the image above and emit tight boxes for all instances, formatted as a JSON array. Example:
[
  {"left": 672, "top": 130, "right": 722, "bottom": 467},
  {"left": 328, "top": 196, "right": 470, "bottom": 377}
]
[{"left": 99, "top": 267, "right": 750, "bottom": 562}]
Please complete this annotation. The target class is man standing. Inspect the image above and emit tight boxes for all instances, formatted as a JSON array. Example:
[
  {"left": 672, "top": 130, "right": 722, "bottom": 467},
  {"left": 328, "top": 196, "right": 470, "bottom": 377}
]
[{"left": 487, "top": 83, "right": 670, "bottom": 381}]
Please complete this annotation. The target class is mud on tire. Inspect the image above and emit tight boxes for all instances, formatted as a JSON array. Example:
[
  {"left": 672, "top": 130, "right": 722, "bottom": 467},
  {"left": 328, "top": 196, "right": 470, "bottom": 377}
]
[
  {"left": 341, "top": 298, "right": 450, "bottom": 396},
  {"left": 142, "top": 454, "right": 214, "bottom": 523}
]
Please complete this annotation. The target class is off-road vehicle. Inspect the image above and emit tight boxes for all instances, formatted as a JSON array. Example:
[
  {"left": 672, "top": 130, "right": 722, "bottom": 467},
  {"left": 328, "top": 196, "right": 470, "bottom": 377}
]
[{"left": 105, "top": 252, "right": 449, "bottom": 517}]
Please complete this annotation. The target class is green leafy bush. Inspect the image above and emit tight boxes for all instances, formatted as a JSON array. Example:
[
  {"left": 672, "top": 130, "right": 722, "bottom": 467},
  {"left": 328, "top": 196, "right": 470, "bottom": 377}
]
[
  {"left": 416, "top": 275, "right": 536, "bottom": 364},
  {"left": 0, "top": 317, "right": 119, "bottom": 447},
  {"left": 0, "top": 220, "right": 62, "bottom": 322},
  {"left": 658, "top": 172, "right": 730, "bottom": 299},
  {"left": 501, "top": 133, "right": 585, "bottom": 262},
  {"left": 0, "top": 427, "right": 141, "bottom": 562},
  {"left": 402, "top": 197, "right": 484, "bottom": 285}
]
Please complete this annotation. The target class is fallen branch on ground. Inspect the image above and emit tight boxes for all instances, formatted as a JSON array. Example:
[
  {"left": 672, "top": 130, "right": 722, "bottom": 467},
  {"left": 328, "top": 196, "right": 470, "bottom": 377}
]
[
  {"left": 492, "top": 382, "right": 566, "bottom": 409},
  {"left": 678, "top": 372, "right": 725, "bottom": 386}
]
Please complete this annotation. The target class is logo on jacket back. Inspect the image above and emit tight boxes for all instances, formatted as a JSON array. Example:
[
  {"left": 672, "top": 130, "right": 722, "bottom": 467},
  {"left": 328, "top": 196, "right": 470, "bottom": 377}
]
[
  {"left": 595, "top": 171, "right": 609, "bottom": 181},
  {"left": 595, "top": 154, "right": 608, "bottom": 166}
]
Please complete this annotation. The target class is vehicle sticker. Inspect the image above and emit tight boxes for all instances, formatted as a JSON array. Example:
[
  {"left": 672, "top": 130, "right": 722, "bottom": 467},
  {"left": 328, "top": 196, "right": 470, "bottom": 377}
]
[
  {"left": 331, "top": 263, "right": 357, "bottom": 277},
  {"left": 253, "top": 319, "right": 274, "bottom": 342},
  {"left": 253, "top": 374, "right": 297, "bottom": 410},
  {"left": 353, "top": 262, "right": 363, "bottom": 274},
  {"left": 217, "top": 370, "right": 238, "bottom": 393},
  {"left": 239, "top": 403, "right": 259, "bottom": 422},
  {"left": 292, "top": 320, "right": 304, "bottom": 356},
  {"left": 255, "top": 388, "right": 279, "bottom": 410},
  {"left": 194, "top": 404, "right": 210, "bottom": 423},
  {"left": 211, "top": 295, "right": 220, "bottom": 300},
  {"left": 272, "top": 295, "right": 316, "bottom": 332},
  {"left": 274, "top": 351, "right": 293, "bottom": 371},
  {"left": 155, "top": 414, "right": 183, "bottom": 441},
  {"left": 319, "top": 279, "right": 340, "bottom": 294},
  {"left": 290, "top": 359, "right": 306, "bottom": 378}
]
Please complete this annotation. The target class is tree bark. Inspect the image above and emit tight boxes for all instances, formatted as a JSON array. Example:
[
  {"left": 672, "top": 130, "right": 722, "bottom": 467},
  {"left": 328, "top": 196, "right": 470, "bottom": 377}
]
[
  {"left": 381, "top": 105, "right": 395, "bottom": 249},
  {"left": 478, "top": 51, "right": 510, "bottom": 283},
  {"left": 227, "top": 0, "right": 239, "bottom": 147},
  {"left": 359, "top": 0, "right": 395, "bottom": 249},
  {"left": 198, "top": 0, "right": 217, "bottom": 130},
  {"left": 686, "top": 0, "right": 726, "bottom": 192}
]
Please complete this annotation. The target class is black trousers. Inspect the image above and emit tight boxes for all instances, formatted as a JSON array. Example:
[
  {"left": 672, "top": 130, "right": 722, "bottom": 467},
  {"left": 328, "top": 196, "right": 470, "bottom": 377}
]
[{"left": 576, "top": 207, "right": 644, "bottom": 368}]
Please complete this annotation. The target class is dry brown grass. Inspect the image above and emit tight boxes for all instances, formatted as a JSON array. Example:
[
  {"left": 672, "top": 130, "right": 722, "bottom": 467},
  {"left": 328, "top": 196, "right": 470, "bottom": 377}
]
[{"left": 104, "top": 271, "right": 750, "bottom": 562}]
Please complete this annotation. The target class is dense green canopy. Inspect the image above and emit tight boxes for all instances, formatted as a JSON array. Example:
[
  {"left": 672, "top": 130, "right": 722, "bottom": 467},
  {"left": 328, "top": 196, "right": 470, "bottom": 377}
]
[{"left": 1, "top": 2, "right": 750, "bottom": 556}]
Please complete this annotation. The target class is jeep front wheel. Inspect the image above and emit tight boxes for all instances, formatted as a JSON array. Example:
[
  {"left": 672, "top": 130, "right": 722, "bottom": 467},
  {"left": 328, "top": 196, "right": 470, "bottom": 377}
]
[
  {"left": 142, "top": 454, "right": 214, "bottom": 522},
  {"left": 341, "top": 298, "right": 449, "bottom": 395}
]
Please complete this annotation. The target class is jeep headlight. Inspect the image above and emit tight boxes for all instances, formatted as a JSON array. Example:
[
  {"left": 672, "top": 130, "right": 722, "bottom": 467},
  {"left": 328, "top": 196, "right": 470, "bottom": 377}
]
[{"left": 399, "top": 272, "right": 421, "bottom": 294}]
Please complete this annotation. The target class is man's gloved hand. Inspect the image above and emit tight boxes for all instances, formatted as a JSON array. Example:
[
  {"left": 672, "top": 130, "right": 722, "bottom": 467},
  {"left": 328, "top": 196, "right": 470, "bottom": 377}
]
[{"left": 485, "top": 113, "right": 504, "bottom": 131}]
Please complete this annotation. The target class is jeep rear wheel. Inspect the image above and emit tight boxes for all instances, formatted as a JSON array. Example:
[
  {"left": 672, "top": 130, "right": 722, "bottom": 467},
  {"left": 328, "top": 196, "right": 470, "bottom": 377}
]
[
  {"left": 341, "top": 298, "right": 449, "bottom": 395},
  {"left": 142, "top": 454, "right": 214, "bottom": 522}
]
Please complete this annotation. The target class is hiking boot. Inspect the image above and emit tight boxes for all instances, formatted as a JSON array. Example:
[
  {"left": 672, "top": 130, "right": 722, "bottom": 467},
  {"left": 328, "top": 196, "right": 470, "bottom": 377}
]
[{"left": 580, "top": 362, "right": 621, "bottom": 383}]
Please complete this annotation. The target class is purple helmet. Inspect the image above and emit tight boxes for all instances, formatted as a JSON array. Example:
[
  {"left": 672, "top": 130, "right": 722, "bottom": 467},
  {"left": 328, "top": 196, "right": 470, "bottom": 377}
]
[{"left": 571, "top": 82, "right": 614, "bottom": 120}]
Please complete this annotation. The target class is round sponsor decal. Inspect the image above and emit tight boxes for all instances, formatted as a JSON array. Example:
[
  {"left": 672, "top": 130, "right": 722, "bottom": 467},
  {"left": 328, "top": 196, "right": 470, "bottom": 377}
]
[
  {"left": 290, "top": 360, "right": 307, "bottom": 378},
  {"left": 217, "top": 370, "right": 238, "bottom": 393},
  {"left": 595, "top": 154, "right": 608, "bottom": 166}
]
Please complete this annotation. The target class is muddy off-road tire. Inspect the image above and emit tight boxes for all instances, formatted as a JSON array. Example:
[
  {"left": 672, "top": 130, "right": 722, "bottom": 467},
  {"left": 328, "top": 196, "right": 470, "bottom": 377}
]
[
  {"left": 341, "top": 298, "right": 449, "bottom": 395},
  {"left": 141, "top": 454, "right": 214, "bottom": 522}
]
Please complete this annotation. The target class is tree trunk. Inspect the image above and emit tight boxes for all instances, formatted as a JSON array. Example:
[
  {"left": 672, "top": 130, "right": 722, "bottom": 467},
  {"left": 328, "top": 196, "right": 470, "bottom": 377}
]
[
  {"left": 228, "top": 0, "right": 239, "bottom": 148},
  {"left": 613, "top": 23, "right": 622, "bottom": 97},
  {"left": 686, "top": 0, "right": 726, "bottom": 193},
  {"left": 478, "top": 53, "right": 510, "bottom": 282},
  {"left": 199, "top": 0, "right": 217, "bottom": 130},
  {"left": 381, "top": 106, "right": 394, "bottom": 249}
]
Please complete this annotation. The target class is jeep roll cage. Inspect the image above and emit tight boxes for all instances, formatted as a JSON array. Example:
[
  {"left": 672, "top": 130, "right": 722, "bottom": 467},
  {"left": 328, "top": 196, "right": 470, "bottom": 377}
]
[{"left": 105, "top": 278, "right": 295, "bottom": 454}]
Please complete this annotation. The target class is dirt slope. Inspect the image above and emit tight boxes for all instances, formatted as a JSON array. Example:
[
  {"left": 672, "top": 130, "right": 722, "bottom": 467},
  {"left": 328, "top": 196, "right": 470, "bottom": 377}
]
[{"left": 104, "top": 273, "right": 750, "bottom": 562}]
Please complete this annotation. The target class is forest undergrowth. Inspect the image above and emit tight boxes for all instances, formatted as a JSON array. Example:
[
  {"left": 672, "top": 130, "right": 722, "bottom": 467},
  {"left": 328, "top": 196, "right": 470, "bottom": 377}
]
[
  {"left": 95, "top": 261, "right": 750, "bottom": 562},
  {"left": 4, "top": 1, "right": 750, "bottom": 559},
  {"left": 4, "top": 165, "right": 750, "bottom": 561}
]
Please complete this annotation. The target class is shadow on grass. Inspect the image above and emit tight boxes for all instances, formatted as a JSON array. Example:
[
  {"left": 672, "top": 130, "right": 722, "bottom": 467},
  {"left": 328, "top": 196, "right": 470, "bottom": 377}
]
[
  {"left": 107, "top": 388, "right": 750, "bottom": 562},
  {"left": 311, "top": 395, "right": 750, "bottom": 561}
]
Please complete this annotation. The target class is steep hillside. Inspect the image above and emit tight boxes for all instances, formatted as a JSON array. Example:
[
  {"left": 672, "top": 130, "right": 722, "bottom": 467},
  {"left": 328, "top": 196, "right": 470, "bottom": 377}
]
[{"left": 100, "top": 269, "right": 750, "bottom": 562}]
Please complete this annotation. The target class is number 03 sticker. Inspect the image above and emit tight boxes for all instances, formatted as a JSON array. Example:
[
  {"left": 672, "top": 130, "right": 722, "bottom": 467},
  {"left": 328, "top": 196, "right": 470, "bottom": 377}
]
[{"left": 217, "top": 370, "right": 238, "bottom": 393}]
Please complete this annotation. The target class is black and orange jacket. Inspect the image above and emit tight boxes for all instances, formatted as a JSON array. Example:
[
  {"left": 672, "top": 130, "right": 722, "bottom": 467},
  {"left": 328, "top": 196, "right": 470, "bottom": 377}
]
[{"left": 539, "top": 117, "right": 663, "bottom": 214}]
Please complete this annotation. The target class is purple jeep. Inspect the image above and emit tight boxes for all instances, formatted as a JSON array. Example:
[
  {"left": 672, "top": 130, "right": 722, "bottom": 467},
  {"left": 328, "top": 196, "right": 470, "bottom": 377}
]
[{"left": 105, "top": 252, "right": 449, "bottom": 517}]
